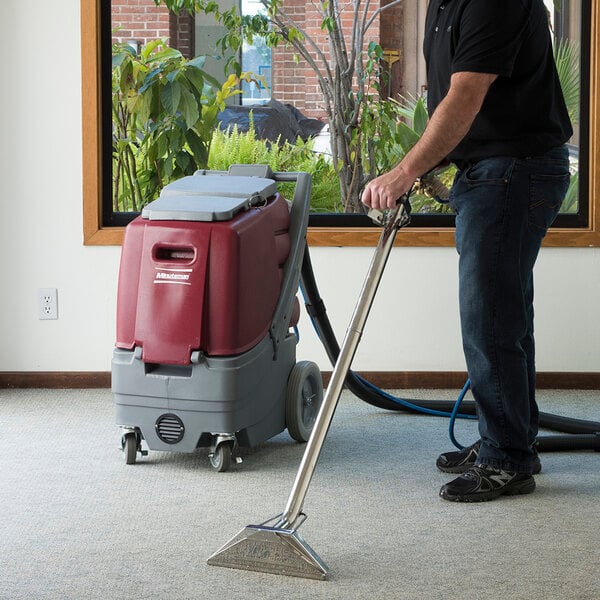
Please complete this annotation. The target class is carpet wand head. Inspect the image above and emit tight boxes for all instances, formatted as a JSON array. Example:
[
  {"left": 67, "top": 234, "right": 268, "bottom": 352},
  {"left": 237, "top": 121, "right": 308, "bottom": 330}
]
[{"left": 207, "top": 515, "right": 328, "bottom": 580}]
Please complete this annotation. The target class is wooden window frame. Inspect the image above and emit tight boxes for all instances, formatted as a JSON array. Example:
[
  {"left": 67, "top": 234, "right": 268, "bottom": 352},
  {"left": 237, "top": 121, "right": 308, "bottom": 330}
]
[{"left": 81, "top": 0, "right": 600, "bottom": 247}]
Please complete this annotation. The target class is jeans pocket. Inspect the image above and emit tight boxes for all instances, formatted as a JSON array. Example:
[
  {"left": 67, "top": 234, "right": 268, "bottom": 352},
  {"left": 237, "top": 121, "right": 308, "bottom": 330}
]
[
  {"left": 464, "top": 157, "right": 515, "bottom": 186},
  {"left": 528, "top": 172, "right": 570, "bottom": 234},
  {"left": 450, "top": 158, "right": 514, "bottom": 214}
]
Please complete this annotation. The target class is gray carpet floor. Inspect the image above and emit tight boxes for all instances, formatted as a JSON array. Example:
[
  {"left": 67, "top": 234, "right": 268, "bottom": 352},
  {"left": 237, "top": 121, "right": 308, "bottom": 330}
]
[{"left": 1, "top": 388, "right": 598, "bottom": 600}]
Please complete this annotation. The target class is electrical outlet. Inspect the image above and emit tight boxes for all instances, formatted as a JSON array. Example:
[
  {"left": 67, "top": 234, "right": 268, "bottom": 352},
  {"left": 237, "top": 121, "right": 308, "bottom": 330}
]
[{"left": 38, "top": 288, "right": 58, "bottom": 320}]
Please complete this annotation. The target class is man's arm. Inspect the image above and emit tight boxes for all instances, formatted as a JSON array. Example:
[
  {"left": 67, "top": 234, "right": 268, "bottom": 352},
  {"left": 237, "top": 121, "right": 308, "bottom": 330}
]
[{"left": 361, "top": 71, "right": 498, "bottom": 210}]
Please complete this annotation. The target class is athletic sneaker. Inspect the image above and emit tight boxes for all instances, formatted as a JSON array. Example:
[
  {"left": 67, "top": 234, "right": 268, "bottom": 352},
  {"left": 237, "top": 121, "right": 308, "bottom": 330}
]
[
  {"left": 439, "top": 464, "right": 536, "bottom": 502},
  {"left": 436, "top": 440, "right": 542, "bottom": 474}
]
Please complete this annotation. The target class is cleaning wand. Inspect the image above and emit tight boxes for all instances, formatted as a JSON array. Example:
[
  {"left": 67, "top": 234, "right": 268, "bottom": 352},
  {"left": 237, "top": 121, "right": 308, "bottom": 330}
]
[{"left": 207, "top": 192, "right": 412, "bottom": 580}]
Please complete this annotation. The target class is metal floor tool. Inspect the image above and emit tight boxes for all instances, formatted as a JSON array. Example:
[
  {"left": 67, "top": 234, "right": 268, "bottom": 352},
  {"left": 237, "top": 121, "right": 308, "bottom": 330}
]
[{"left": 207, "top": 195, "right": 412, "bottom": 580}]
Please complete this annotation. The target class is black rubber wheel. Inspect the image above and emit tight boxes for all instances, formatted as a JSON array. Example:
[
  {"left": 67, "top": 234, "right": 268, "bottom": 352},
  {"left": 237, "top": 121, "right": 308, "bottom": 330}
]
[
  {"left": 122, "top": 433, "right": 137, "bottom": 465},
  {"left": 286, "top": 361, "right": 323, "bottom": 442},
  {"left": 209, "top": 443, "right": 232, "bottom": 472}
]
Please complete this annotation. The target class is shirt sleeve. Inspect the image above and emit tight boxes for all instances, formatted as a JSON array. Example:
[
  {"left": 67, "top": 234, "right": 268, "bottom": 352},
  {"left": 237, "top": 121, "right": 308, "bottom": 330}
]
[{"left": 452, "top": 0, "right": 532, "bottom": 77}]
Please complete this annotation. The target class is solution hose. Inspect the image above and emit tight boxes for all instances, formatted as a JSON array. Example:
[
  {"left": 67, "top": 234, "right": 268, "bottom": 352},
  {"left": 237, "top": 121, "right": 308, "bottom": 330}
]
[{"left": 299, "top": 246, "right": 600, "bottom": 452}]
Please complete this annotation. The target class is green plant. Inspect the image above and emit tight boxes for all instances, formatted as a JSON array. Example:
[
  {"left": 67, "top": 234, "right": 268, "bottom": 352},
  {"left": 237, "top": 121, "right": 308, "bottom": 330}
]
[
  {"left": 112, "top": 39, "right": 242, "bottom": 211},
  {"left": 207, "top": 123, "right": 341, "bottom": 212}
]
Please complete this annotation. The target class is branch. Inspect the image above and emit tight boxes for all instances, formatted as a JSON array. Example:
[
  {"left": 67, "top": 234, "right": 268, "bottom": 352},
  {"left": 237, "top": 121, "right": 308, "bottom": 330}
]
[
  {"left": 346, "top": 0, "right": 361, "bottom": 78},
  {"left": 265, "top": 6, "right": 336, "bottom": 96},
  {"left": 261, "top": 2, "right": 329, "bottom": 68},
  {"left": 328, "top": 0, "right": 351, "bottom": 80}
]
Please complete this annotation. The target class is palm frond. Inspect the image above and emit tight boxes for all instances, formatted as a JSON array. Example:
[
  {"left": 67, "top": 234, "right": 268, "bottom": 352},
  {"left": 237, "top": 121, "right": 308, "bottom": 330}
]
[{"left": 554, "top": 38, "right": 580, "bottom": 126}]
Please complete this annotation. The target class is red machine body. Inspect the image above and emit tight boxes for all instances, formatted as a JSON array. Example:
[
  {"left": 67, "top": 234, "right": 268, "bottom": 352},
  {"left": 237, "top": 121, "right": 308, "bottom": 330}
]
[{"left": 115, "top": 192, "right": 291, "bottom": 365}]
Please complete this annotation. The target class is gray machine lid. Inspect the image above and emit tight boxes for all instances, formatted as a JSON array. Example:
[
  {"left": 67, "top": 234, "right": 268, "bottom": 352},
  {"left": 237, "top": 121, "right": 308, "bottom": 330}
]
[{"left": 141, "top": 175, "right": 278, "bottom": 222}]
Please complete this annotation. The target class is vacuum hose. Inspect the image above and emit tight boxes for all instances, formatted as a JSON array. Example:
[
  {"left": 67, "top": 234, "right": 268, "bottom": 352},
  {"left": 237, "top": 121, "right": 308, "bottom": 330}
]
[{"left": 299, "top": 247, "right": 600, "bottom": 452}]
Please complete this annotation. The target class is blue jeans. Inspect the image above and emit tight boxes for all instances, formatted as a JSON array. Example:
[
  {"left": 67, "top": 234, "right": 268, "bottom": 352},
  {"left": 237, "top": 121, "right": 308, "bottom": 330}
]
[{"left": 449, "top": 145, "right": 570, "bottom": 473}]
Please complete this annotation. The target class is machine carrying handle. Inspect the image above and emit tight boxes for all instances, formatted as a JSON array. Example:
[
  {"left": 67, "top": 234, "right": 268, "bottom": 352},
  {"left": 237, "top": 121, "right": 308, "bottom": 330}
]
[
  {"left": 268, "top": 171, "right": 312, "bottom": 357},
  {"left": 152, "top": 244, "right": 196, "bottom": 262}
]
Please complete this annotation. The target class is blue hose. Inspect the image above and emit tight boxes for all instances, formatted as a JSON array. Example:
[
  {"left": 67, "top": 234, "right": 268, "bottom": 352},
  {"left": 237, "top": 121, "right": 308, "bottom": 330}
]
[
  {"left": 448, "top": 379, "right": 473, "bottom": 449},
  {"left": 356, "top": 373, "right": 476, "bottom": 422}
]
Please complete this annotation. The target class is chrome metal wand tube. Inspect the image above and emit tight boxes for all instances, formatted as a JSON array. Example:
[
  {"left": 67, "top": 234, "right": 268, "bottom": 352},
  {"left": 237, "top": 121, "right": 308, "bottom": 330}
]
[{"left": 277, "top": 199, "right": 411, "bottom": 529}]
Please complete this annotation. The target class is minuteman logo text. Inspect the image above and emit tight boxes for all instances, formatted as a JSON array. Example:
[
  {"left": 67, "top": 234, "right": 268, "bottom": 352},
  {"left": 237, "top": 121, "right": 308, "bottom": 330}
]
[{"left": 154, "top": 268, "right": 192, "bottom": 285}]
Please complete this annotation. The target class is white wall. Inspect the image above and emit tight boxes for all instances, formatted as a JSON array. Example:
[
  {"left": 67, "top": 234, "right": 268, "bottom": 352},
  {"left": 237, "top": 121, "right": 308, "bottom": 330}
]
[{"left": 1, "top": 1, "right": 599, "bottom": 374}]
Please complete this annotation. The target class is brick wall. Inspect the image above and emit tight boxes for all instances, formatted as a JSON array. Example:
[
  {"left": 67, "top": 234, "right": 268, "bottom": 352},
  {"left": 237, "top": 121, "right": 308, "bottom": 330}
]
[
  {"left": 169, "top": 11, "right": 194, "bottom": 58},
  {"left": 111, "top": 0, "right": 194, "bottom": 58},
  {"left": 111, "top": 0, "right": 170, "bottom": 46}
]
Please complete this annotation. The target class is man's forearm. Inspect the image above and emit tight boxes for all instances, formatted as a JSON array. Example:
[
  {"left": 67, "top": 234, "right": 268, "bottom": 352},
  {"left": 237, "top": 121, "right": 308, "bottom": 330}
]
[
  {"left": 362, "top": 71, "right": 498, "bottom": 209},
  {"left": 400, "top": 71, "right": 498, "bottom": 180}
]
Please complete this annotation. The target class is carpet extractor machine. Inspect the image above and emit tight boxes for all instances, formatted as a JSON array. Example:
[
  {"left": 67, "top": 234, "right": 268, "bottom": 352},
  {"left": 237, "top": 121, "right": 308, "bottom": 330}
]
[{"left": 112, "top": 165, "right": 323, "bottom": 472}]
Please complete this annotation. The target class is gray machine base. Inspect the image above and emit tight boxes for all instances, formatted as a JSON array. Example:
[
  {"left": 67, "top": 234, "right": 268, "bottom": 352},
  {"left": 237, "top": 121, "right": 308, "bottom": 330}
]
[{"left": 113, "top": 333, "right": 296, "bottom": 454}]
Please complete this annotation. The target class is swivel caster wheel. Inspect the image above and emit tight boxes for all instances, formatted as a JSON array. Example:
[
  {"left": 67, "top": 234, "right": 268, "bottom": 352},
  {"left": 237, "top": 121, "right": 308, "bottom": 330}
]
[
  {"left": 122, "top": 432, "right": 138, "bottom": 465},
  {"left": 209, "top": 442, "right": 233, "bottom": 472}
]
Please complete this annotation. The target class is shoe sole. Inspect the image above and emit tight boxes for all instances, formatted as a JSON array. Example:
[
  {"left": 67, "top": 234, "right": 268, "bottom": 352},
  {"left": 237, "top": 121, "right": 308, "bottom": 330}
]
[
  {"left": 437, "top": 459, "right": 542, "bottom": 475},
  {"left": 439, "top": 477, "right": 536, "bottom": 503}
]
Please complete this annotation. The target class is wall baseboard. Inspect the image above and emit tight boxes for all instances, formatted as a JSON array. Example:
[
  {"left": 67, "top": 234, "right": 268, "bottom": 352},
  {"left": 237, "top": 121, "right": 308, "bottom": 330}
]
[
  {"left": 1, "top": 371, "right": 599, "bottom": 390},
  {"left": 0, "top": 372, "right": 112, "bottom": 389}
]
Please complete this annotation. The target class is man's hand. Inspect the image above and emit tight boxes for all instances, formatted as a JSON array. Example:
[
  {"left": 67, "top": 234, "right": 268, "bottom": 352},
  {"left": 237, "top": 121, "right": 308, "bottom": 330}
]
[{"left": 361, "top": 164, "right": 415, "bottom": 210}]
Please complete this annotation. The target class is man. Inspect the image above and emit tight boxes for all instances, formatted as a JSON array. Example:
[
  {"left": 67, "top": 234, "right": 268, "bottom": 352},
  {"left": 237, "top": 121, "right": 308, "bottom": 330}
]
[{"left": 361, "top": 0, "right": 572, "bottom": 502}]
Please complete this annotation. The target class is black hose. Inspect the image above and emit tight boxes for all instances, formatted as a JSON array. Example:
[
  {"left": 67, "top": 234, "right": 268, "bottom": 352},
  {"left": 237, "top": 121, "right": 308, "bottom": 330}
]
[
  {"left": 536, "top": 434, "right": 600, "bottom": 452},
  {"left": 537, "top": 412, "right": 600, "bottom": 435},
  {"left": 300, "top": 246, "right": 600, "bottom": 450}
]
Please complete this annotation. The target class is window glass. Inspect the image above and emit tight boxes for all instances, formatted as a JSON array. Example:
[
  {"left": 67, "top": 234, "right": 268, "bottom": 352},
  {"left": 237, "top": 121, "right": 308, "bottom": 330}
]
[{"left": 241, "top": 0, "right": 271, "bottom": 104}]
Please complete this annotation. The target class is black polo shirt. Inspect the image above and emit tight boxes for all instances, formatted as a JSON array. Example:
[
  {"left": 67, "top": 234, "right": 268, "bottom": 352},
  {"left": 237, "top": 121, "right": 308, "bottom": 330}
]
[{"left": 423, "top": 0, "right": 573, "bottom": 161}]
